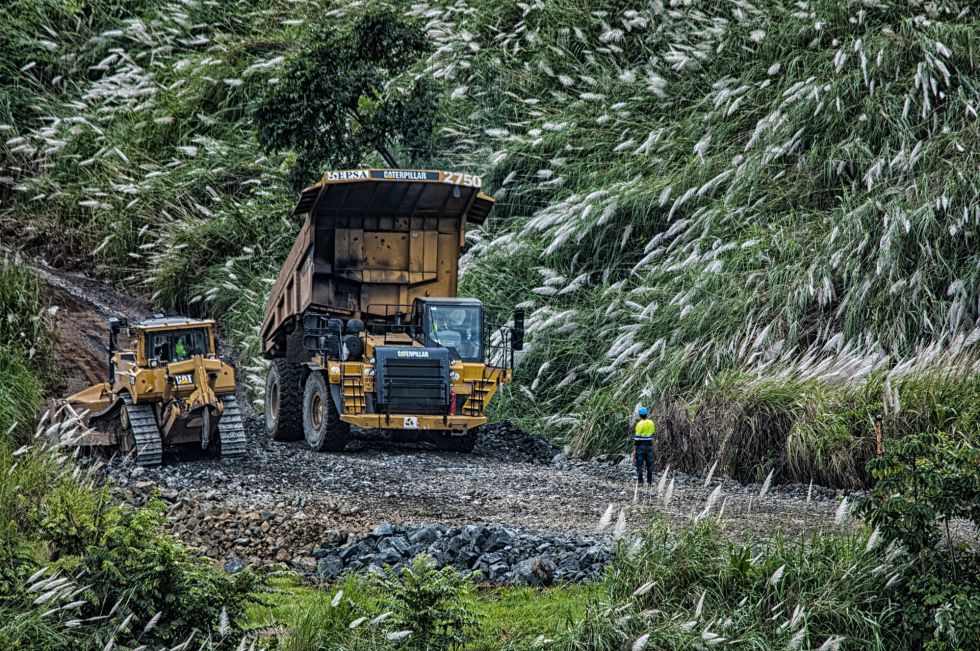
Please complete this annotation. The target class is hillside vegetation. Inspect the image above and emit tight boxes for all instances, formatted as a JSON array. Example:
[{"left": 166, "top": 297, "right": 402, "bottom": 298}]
[
  {"left": 2, "top": 0, "right": 980, "bottom": 488},
  {"left": 3, "top": 3, "right": 980, "bottom": 649},
  {"left": 437, "top": 0, "right": 980, "bottom": 486}
]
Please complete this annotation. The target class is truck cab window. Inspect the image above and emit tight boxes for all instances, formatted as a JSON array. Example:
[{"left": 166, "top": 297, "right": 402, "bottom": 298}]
[{"left": 427, "top": 305, "right": 482, "bottom": 361}]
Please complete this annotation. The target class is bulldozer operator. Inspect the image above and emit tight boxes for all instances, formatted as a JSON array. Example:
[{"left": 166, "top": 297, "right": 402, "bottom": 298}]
[{"left": 173, "top": 333, "right": 203, "bottom": 361}]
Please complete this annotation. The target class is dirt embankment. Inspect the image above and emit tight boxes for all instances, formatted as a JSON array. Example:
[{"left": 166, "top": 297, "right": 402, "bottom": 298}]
[
  {"left": 30, "top": 259, "right": 849, "bottom": 574},
  {"left": 29, "top": 258, "right": 151, "bottom": 396}
]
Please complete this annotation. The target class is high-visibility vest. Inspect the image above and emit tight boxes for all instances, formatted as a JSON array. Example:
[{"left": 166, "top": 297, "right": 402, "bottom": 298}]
[{"left": 634, "top": 418, "right": 655, "bottom": 444}]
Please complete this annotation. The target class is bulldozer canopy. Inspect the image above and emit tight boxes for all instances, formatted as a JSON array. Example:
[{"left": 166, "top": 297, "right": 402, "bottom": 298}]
[{"left": 292, "top": 169, "right": 494, "bottom": 225}]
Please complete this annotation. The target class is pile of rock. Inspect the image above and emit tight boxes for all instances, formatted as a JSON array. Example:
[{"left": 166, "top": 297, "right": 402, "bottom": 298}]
[
  {"left": 474, "top": 421, "right": 562, "bottom": 465},
  {"left": 313, "top": 522, "right": 611, "bottom": 586},
  {"left": 172, "top": 504, "right": 348, "bottom": 570}
]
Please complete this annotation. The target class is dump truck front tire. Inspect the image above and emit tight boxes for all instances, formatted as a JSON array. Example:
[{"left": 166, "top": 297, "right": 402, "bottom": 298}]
[
  {"left": 303, "top": 371, "right": 349, "bottom": 452},
  {"left": 266, "top": 359, "right": 303, "bottom": 441}
]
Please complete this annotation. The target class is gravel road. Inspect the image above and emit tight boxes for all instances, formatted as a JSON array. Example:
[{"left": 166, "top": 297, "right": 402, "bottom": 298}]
[
  {"left": 109, "top": 397, "right": 849, "bottom": 571},
  {"left": 33, "top": 254, "right": 853, "bottom": 572}
]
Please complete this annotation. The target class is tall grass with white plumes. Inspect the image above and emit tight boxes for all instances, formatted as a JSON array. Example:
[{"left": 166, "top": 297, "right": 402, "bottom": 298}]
[
  {"left": 0, "top": 0, "right": 311, "bottom": 398},
  {"left": 4, "top": 0, "right": 980, "bottom": 486},
  {"left": 422, "top": 0, "right": 980, "bottom": 487},
  {"left": 563, "top": 514, "right": 904, "bottom": 650}
]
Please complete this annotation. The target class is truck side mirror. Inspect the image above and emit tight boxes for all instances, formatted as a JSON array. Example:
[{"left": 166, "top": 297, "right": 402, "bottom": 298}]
[{"left": 512, "top": 309, "right": 525, "bottom": 351}]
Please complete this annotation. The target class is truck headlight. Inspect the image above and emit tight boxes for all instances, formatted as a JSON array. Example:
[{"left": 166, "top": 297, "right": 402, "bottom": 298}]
[
  {"left": 365, "top": 368, "right": 375, "bottom": 377},
  {"left": 450, "top": 371, "right": 460, "bottom": 382}
]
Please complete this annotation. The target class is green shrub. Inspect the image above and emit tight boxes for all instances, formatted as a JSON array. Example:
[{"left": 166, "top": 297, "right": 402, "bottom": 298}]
[
  {"left": 374, "top": 554, "right": 480, "bottom": 651},
  {"left": 278, "top": 555, "right": 479, "bottom": 651},
  {"left": 858, "top": 432, "right": 980, "bottom": 650}
]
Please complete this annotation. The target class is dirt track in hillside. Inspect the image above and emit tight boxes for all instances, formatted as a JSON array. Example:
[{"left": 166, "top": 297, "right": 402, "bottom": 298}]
[
  {"left": 32, "top": 258, "right": 151, "bottom": 396},
  {"left": 34, "top": 258, "right": 850, "bottom": 570}
]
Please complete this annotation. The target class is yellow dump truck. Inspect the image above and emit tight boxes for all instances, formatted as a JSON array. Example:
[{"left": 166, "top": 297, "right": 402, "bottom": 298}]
[
  {"left": 261, "top": 169, "right": 523, "bottom": 452},
  {"left": 61, "top": 316, "right": 245, "bottom": 465}
]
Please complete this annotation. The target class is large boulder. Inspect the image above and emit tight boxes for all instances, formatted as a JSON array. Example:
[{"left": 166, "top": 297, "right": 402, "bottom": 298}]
[
  {"left": 557, "top": 553, "right": 581, "bottom": 578},
  {"left": 409, "top": 525, "right": 442, "bottom": 546},
  {"left": 317, "top": 555, "right": 344, "bottom": 581},
  {"left": 339, "top": 544, "right": 360, "bottom": 562},
  {"left": 580, "top": 545, "right": 605, "bottom": 566},
  {"left": 484, "top": 527, "right": 517, "bottom": 552},
  {"left": 223, "top": 558, "right": 244, "bottom": 574},
  {"left": 514, "top": 556, "right": 557, "bottom": 587},
  {"left": 488, "top": 562, "right": 510, "bottom": 581},
  {"left": 377, "top": 535, "right": 410, "bottom": 557}
]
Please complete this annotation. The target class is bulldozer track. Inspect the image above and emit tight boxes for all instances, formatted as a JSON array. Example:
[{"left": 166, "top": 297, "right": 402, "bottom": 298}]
[
  {"left": 123, "top": 393, "right": 163, "bottom": 466},
  {"left": 217, "top": 396, "right": 246, "bottom": 459}
]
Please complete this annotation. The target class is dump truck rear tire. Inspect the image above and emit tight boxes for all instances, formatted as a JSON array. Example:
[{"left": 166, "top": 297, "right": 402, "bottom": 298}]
[
  {"left": 266, "top": 359, "right": 303, "bottom": 441},
  {"left": 436, "top": 429, "right": 478, "bottom": 453},
  {"left": 303, "top": 371, "right": 349, "bottom": 452}
]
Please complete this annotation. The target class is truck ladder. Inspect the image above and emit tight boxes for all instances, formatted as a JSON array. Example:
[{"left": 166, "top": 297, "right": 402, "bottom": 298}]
[{"left": 341, "top": 366, "right": 366, "bottom": 415}]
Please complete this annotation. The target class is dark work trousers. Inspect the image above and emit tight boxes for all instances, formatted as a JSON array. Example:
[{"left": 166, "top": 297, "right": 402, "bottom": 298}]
[{"left": 634, "top": 444, "right": 653, "bottom": 484}]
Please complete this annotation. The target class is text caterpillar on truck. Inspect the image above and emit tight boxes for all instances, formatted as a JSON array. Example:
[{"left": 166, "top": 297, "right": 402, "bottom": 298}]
[{"left": 261, "top": 168, "right": 524, "bottom": 453}]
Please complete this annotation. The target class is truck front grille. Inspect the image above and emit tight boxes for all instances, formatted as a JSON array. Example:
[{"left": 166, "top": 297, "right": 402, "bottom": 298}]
[{"left": 375, "top": 347, "right": 450, "bottom": 415}]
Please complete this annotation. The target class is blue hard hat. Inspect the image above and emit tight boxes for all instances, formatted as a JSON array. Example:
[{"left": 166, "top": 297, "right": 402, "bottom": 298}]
[{"left": 638, "top": 407, "right": 649, "bottom": 417}]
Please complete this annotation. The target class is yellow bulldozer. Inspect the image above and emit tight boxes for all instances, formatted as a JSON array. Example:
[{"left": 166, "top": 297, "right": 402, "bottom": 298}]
[
  {"left": 59, "top": 315, "right": 245, "bottom": 465},
  {"left": 260, "top": 169, "right": 524, "bottom": 453}
]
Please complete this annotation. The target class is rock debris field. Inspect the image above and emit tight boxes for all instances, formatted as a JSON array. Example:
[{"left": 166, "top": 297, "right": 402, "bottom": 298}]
[
  {"left": 37, "top": 250, "right": 857, "bottom": 584},
  {"left": 106, "top": 398, "right": 854, "bottom": 583}
]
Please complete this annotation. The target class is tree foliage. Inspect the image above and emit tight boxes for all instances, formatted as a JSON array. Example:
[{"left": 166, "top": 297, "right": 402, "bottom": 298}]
[
  {"left": 858, "top": 433, "right": 980, "bottom": 650},
  {"left": 374, "top": 554, "right": 479, "bottom": 651},
  {"left": 255, "top": 5, "right": 440, "bottom": 190}
]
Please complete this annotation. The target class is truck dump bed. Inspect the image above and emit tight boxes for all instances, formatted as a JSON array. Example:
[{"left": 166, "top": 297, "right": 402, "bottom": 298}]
[{"left": 261, "top": 169, "right": 494, "bottom": 358}]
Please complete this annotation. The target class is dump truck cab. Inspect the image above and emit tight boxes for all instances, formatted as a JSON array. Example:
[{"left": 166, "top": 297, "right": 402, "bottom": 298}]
[
  {"left": 416, "top": 297, "right": 484, "bottom": 362},
  {"left": 105, "top": 317, "right": 235, "bottom": 404},
  {"left": 262, "top": 169, "right": 523, "bottom": 453}
]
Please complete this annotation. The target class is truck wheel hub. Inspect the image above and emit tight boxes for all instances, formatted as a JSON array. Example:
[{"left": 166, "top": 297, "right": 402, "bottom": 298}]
[
  {"left": 312, "top": 393, "right": 324, "bottom": 429},
  {"left": 268, "top": 380, "right": 279, "bottom": 421}
]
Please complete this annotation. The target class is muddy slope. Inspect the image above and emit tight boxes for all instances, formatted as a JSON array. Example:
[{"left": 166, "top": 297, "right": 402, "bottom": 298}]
[{"left": 33, "top": 258, "right": 151, "bottom": 396}]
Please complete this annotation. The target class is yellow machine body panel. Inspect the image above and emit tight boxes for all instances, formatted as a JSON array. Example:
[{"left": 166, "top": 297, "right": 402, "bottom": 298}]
[
  {"left": 63, "top": 317, "right": 243, "bottom": 457},
  {"left": 315, "top": 330, "right": 511, "bottom": 432}
]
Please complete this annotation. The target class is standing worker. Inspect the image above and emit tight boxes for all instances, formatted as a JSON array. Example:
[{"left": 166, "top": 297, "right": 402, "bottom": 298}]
[{"left": 633, "top": 407, "right": 655, "bottom": 485}]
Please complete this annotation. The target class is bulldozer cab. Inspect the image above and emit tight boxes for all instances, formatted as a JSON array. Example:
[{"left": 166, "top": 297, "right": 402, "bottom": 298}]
[
  {"left": 415, "top": 298, "right": 484, "bottom": 362},
  {"left": 129, "top": 317, "right": 217, "bottom": 366},
  {"left": 145, "top": 327, "right": 210, "bottom": 363}
]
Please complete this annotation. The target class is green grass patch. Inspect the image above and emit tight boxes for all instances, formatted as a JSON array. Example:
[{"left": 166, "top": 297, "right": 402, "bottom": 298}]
[{"left": 246, "top": 570, "right": 593, "bottom": 650}]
